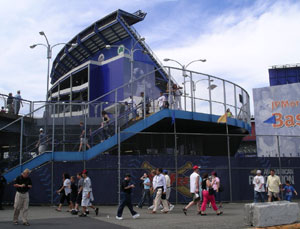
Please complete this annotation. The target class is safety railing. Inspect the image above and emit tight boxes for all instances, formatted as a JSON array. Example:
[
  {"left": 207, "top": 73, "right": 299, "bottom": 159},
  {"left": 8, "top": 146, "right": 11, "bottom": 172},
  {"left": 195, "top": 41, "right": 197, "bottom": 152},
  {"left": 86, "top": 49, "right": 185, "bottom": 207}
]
[{"left": 0, "top": 65, "right": 251, "bottom": 173}]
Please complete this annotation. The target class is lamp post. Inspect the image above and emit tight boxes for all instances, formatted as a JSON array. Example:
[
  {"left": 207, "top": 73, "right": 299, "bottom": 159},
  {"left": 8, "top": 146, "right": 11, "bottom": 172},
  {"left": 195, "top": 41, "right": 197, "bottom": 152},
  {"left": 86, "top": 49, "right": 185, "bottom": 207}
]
[
  {"left": 163, "top": 58, "right": 206, "bottom": 112},
  {"left": 186, "top": 79, "right": 217, "bottom": 112},
  {"left": 30, "top": 31, "right": 76, "bottom": 103},
  {"left": 105, "top": 37, "right": 146, "bottom": 102}
]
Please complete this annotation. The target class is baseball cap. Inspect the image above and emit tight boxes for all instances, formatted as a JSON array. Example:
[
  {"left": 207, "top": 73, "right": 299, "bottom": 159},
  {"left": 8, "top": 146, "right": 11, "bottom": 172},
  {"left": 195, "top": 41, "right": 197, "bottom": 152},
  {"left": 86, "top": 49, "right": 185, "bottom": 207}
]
[
  {"left": 163, "top": 169, "right": 168, "bottom": 174},
  {"left": 256, "top": 170, "right": 262, "bottom": 174},
  {"left": 82, "top": 169, "right": 88, "bottom": 174},
  {"left": 193, "top": 165, "right": 200, "bottom": 170},
  {"left": 39, "top": 128, "right": 43, "bottom": 132}
]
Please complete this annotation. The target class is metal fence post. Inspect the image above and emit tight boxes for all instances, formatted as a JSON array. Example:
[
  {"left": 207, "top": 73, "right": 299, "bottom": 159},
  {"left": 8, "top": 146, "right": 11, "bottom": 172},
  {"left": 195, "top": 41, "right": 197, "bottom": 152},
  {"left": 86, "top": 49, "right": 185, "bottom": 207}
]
[
  {"left": 19, "top": 117, "right": 24, "bottom": 173},
  {"left": 208, "top": 76, "right": 212, "bottom": 115},
  {"left": 277, "top": 135, "right": 283, "bottom": 200},
  {"left": 226, "top": 124, "right": 233, "bottom": 202},
  {"left": 118, "top": 126, "right": 121, "bottom": 205},
  {"left": 51, "top": 104, "right": 55, "bottom": 204},
  {"left": 84, "top": 103, "right": 87, "bottom": 169}
]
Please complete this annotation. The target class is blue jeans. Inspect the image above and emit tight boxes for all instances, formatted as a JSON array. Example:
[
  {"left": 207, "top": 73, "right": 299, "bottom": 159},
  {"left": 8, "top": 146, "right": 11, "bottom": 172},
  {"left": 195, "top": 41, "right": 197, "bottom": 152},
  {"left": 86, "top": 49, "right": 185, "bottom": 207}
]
[
  {"left": 254, "top": 191, "right": 265, "bottom": 203},
  {"left": 285, "top": 195, "right": 292, "bottom": 201},
  {"left": 138, "top": 189, "right": 151, "bottom": 208},
  {"left": 117, "top": 192, "right": 137, "bottom": 217}
]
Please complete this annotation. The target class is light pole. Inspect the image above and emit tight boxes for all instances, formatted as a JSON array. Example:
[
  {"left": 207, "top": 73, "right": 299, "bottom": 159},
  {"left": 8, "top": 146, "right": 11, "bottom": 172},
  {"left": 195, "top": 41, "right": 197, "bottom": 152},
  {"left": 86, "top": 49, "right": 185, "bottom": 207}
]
[
  {"left": 105, "top": 37, "right": 146, "bottom": 102},
  {"left": 30, "top": 31, "right": 76, "bottom": 103},
  {"left": 184, "top": 79, "right": 217, "bottom": 112},
  {"left": 163, "top": 58, "right": 206, "bottom": 112}
]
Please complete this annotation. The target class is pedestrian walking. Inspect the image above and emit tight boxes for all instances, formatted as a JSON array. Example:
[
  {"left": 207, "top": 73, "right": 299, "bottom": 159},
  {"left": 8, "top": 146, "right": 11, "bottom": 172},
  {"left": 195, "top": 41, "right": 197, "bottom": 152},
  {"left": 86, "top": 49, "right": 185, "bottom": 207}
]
[
  {"left": 73, "top": 172, "right": 84, "bottom": 215},
  {"left": 70, "top": 176, "right": 78, "bottom": 212},
  {"left": 152, "top": 168, "right": 169, "bottom": 214},
  {"left": 163, "top": 170, "right": 174, "bottom": 211},
  {"left": 14, "top": 90, "right": 23, "bottom": 115},
  {"left": 56, "top": 173, "right": 73, "bottom": 212},
  {"left": 36, "top": 128, "right": 47, "bottom": 155},
  {"left": 253, "top": 170, "right": 265, "bottom": 203},
  {"left": 266, "top": 169, "right": 281, "bottom": 202},
  {"left": 0, "top": 170, "right": 7, "bottom": 210},
  {"left": 148, "top": 169, "right": 157, "bottom": 210},
  {"left": 200, "top": 173, "right": 222, "bottom": 216},
  {"left": 116, "top": 174, "right": 140, "bottom": 220},
  {"left": 183, "top": 165, "right": 201, "bottom": 215},
  {"left": 137, "top": 173, "right": 152, "bottom": 208},
  {"left": 78, "top": 121, "right": 91, "bottom": 151},
  {"left": 7, "top": 93, "right": 14, "bottom": 114},
  {"left": 211, "top": 171, "right": 223, "bottom": 208},
  {"left": 157, "top": 92, "right": 167, "bottom": 110},
  {"left": 79, "top": 170, "right": 98, "bottom": 217},
  {"left": 13, "top": 169, "right": 32, "bottom": 226},
  {"left": 173, "top": 84, "right": 182, "bottom": 110},
  {"left": 282, "top": 180, "right": 297, "bottom": 201}
]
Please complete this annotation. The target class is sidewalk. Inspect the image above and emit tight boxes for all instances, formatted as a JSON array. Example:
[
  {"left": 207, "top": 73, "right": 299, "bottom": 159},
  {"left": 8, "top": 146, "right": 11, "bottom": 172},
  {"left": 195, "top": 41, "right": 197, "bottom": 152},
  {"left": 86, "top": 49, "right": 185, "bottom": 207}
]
[{"left": 0, "top": 203, "right": 299, "bottom": 229}]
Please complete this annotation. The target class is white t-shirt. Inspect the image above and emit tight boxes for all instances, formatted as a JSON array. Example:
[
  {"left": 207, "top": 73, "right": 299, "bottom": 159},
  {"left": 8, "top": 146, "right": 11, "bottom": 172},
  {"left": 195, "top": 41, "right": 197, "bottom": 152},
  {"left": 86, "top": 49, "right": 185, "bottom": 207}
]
[
  {"left": 157, "top": 95, "right": 166, "bottom": 108},
  {"left": 83, "top": 177, "right": 92, "bottom": 192},
  {"left": 63, "top": 178, "right": 71, "bottom": 195},
  {"left": 253, "top": 175, "right": 265, "bottom": 192},
  {"left": 165, "top": 175, "right": 171, "bottom": 188},
  {"left": 190, "top": 172, "right": 199, "bottom": 193}
]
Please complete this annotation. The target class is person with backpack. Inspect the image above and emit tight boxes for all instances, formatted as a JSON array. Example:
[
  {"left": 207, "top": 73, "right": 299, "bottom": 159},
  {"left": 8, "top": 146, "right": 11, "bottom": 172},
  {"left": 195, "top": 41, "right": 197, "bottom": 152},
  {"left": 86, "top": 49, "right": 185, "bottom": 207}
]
[
  {"left": 200, "top": 173, "right": 222, "bottom": 216},
  {"left": 211, "top": 171, "right": 223, "bottom": 208}
]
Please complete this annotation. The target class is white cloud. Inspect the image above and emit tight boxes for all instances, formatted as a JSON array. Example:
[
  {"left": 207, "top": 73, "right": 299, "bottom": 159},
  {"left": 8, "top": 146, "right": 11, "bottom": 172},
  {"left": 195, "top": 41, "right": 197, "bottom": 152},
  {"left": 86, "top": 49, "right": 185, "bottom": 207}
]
[
  {"left": 154, "top": 1, "right": 300, "bottom": 113},
  {"left": 0, "top": 0, "right": 299, "bottom": 118}
]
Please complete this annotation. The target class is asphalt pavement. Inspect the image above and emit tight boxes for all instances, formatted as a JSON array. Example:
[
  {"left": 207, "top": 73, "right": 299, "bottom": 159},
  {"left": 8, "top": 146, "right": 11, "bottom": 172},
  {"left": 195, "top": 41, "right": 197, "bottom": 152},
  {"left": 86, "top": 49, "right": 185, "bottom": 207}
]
[{"left": 0, "top": 203, "right": 299, "bottom": 229}]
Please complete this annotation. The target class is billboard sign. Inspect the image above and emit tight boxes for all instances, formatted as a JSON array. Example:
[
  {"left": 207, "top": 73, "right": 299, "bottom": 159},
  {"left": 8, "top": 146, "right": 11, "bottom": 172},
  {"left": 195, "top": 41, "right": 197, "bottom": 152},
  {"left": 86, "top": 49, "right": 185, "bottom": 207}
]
[{"left": 253, "top": 83, "right": 300, "bottom": 157}]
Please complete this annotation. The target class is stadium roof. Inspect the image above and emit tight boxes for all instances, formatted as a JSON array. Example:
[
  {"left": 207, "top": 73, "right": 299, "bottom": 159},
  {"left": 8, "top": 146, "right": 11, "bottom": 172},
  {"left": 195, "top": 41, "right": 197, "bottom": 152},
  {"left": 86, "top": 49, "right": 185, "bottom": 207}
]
[{"left": 50, "top": 9, "right": 147, "bottom": 84}]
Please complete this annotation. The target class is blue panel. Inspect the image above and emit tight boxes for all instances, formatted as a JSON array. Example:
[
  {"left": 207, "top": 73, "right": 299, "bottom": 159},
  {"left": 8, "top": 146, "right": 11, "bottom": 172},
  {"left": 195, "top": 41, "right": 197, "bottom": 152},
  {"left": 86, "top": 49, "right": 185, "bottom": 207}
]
[{"left": 269, "top": 67, "right": 300, "bottom": 86}]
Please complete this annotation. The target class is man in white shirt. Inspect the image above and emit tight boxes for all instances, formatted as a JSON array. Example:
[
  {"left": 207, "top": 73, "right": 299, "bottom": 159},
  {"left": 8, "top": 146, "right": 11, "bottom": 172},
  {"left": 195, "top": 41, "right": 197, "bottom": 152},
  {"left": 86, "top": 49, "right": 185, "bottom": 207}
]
[
  {"left": 163, "top": 170, "right": 174, "bottom": 211},
  {"left": 157, "top": 92, "right": 167, "bottom": 110},
  {"left": 79, "top": 170, "right": 98, "bottom": 217},
  {"left": 183, "top": 165, "right": 201, "bottom": 215},
  {"left": 253, "top": 170, "right": 265, "bottom": 203},
  {"left": 266, "top": 169, "right": 281, "bottom": 202},
  {"left": 152, "top": 168, "right": 169, "bottom": 213}
]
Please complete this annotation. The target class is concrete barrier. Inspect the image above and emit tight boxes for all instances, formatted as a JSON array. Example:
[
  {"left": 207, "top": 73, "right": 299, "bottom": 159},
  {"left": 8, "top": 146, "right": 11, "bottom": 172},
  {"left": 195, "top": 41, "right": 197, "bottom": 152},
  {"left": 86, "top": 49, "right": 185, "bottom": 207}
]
[{"left": 244, "top": 201, "right": 299, "bottom": 227}]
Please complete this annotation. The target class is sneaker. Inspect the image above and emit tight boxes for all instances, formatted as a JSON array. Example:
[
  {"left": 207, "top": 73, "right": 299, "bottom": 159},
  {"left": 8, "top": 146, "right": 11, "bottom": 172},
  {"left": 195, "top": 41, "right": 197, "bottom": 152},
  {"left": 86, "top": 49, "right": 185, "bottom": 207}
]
[
  {"left": 169, "top": 205, "right": 175, "bottom": 211},
  {"left": 23, "top": 222, "right": 30, "bottom": 226},
  {"left": 13, "top": 221, "right": 18, "bottom": 225},
  {"left": 182, "top": 208, "right": 187, "bottom": 215},
  {"left": 148, "top": 205, "right": 154, "bottom": 210},
  {"left": 116, "top": 216, "right": 123, "bottom": 220},
  {"left": 79, "top": 213, "right": 87, "bottom": 217},
  {"left": 85, "top": 210, "right": 89, "bottom": 215},
  {"left": 95, "top": 208, "right": 99, "bottom": 216},
  {"left": 159, "top": 204, "right": 163, "bottom": 209},
  {"left": 132, "top": 213, "right": 140, "bottom": 219}
]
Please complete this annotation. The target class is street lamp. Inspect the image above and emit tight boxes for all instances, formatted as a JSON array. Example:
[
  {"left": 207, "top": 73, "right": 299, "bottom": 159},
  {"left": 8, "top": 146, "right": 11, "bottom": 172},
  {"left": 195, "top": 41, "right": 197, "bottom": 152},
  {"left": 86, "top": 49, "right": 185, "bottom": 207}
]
[
  {"left": 105, "top": 37, "right": 146, "bottom": 100},
  {"left": 185, "top": 79, "right": 217, "bottom": 112},
  {"left": 163, "top": 58, "right": 206, "bottom": 112},
  {"left": 30, "top": 31, "right": 77, "bottom": 103}
]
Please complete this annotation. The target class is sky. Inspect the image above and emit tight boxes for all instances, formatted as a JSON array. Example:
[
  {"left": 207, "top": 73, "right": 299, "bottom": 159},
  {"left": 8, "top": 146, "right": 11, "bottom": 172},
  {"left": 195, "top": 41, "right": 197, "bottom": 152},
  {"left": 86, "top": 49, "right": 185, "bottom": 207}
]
[{"left": 0, "top": 0, "right": 299, "bottom": 113}]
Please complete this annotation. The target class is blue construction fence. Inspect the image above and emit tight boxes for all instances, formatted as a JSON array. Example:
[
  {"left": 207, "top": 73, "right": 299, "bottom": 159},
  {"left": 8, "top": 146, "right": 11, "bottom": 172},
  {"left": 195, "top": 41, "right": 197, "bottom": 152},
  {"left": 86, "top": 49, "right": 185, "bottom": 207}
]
[{"left": 3, "top": 155, "right": 300, "bottom": 205}]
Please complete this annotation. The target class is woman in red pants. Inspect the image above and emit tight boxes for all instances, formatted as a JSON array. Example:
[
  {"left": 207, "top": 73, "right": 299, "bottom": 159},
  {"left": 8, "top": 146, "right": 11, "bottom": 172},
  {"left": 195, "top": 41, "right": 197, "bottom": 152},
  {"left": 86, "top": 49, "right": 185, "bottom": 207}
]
[{"left": 200, "top": 173, "right": 223, "bottom": 215}]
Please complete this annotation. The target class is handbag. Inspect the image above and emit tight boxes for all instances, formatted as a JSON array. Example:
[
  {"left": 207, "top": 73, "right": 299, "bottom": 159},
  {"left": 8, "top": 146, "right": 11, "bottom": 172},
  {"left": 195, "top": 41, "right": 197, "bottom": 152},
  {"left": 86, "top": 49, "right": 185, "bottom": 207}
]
[{"left": 209, "top": 187, "right": 215, "bottom": 195}]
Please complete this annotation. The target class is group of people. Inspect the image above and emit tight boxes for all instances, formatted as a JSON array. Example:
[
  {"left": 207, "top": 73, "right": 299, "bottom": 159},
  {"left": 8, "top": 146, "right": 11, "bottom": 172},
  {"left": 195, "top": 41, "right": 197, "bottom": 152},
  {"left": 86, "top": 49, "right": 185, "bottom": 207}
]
[
  {"left": 182, "top": 166, "right": 223, "bottom": 216},
  {"left": 55, "top": 170, "right": 99, "bottom": 217},
  {"left": 252, "top": 168, "right": 298, "bottom": 203},
  {"left": 3, "top": 91, "right": 23, "bottom": 115},
  {"left": 116, "top": 168, "right": 175, "bottom": 220}
]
